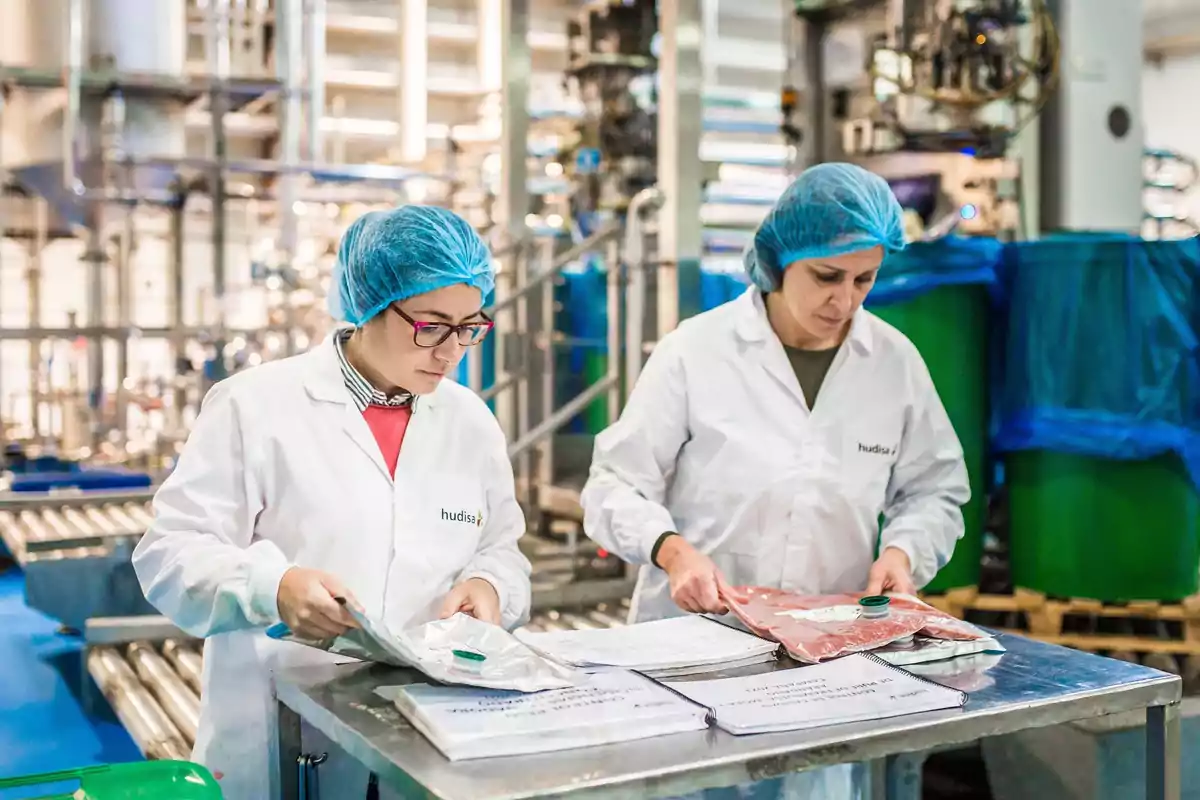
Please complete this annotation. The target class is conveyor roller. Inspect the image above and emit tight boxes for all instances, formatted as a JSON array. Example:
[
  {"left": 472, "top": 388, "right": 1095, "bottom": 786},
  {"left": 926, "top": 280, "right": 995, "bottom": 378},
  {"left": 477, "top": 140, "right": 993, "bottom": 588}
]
[
  {"left": 163, "top": 638, "right": 204, "bottom": 696},
  {"left": 91, "top": 600, "right": 630, "bottom": 759},
  {"left": 0, "top": 495, "right": 154, "bottom": 563},
  {"left": 87, "top": 640, "right": 204, "bottom": 760}
]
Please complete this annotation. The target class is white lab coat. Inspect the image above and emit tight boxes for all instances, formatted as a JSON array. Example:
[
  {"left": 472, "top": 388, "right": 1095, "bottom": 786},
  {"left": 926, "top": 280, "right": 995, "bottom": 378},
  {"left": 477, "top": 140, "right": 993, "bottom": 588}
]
[
  {"left": 132, "top": 335, "right": 531, "bottom": 800},
  {"left": 582, "top": 288, "right": 969, "bottom": 799}
]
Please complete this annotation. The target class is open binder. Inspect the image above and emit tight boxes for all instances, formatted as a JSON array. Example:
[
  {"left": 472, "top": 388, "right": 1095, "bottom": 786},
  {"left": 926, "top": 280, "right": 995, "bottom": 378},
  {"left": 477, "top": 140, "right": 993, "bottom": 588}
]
[
  {"left": 665, "top": 653, "right": 968, "bottom": 735},
  {"left": 380, "top": 653, "right": 969, "bottom": 760}
]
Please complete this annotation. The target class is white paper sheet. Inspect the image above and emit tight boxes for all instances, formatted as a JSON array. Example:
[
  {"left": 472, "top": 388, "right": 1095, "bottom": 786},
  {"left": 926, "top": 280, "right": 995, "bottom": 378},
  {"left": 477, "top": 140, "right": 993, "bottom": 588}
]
[
  {"left": 380, "top": 669, "right": 711, "bottom": 760},
  {"left": 667, "top": 654, "right": 967, "bottom": 735},
  {"left": 515, "top": 615, "right": 778, "bottom": 671}
]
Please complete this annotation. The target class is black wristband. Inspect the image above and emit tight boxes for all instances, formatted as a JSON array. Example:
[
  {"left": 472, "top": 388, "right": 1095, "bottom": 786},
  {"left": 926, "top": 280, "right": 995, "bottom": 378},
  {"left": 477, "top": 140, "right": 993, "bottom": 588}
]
[{"left": 651, "top": 531, "right": 681, "bottom": 569}]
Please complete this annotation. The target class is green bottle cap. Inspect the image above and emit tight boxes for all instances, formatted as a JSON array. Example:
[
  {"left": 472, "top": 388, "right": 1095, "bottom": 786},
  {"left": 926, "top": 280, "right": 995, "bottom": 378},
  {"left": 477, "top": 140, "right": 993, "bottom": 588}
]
[
  {"left": 452, "top": 649, "right": 487, "bottom": 662},
  {"left": 859, "top": 595, "right": 891, "bottom": 608}
]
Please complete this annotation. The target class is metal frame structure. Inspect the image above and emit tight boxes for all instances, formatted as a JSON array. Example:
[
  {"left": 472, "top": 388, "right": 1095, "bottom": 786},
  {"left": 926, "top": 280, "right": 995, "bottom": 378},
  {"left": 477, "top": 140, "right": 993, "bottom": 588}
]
[{"left": 0, "top": 0, "right": 452, "bottom": 458}]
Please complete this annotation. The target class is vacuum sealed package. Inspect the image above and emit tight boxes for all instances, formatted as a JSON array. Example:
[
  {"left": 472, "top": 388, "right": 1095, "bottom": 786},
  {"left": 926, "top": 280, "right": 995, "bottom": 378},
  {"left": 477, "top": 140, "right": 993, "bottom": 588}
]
[
  {"left": 872, "top": 634, "right": 1005, "bottom": 667},
  {"left": 267, "top": 610, "right": 584, "bottom": 692},
  {"left": 719, "top": 586, "right": 989, "bottom": 663}
]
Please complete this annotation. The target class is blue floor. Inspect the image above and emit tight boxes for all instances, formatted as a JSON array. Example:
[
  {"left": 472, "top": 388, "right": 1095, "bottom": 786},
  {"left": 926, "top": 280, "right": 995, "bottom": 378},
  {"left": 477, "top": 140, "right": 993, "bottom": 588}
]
[{"left": 0, "top": 565, "right": 142, "bottom": 787}]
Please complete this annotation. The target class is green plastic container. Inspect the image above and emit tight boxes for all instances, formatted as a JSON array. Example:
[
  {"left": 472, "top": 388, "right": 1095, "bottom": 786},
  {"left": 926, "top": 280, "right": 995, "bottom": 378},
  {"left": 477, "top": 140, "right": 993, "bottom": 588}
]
[
  {"left": 583, "top": 350, "right": 610, "bottom": 433},
  {"left": 1007, "top": 450, "right": 1200, "bottom": 602},
  {"left": 0, "top": 761, "right": 222, "bottom": 799},
  {"left": 870, "top": 283, "right": 989, "bottom": 592}
]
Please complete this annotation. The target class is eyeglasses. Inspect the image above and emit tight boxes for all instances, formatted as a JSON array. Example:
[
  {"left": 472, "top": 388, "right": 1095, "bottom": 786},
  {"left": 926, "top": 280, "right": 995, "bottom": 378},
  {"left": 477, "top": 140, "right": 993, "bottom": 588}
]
[{"left": 390, "top": 305, "right": 495, "bottom": 348}]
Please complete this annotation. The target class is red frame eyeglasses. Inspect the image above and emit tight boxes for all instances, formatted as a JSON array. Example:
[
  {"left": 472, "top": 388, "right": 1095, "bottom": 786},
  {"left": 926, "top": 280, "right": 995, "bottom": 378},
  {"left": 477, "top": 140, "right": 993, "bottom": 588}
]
[{"left": 390, "top": 305, "right": 495, "bottom": 348}]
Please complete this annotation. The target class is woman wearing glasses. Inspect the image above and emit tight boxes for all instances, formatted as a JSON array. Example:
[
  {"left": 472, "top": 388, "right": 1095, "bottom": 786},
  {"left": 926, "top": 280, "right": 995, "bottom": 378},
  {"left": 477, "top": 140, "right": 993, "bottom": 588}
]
[{"left": 133, "top": 205, "right": 530, "bottom": 800}]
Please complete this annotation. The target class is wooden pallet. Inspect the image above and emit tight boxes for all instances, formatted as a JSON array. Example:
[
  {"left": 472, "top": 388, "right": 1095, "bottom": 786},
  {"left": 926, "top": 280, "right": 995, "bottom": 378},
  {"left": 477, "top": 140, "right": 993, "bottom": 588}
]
[{"left": 921, "top": 587, "right": 1200, "bottom": 657}]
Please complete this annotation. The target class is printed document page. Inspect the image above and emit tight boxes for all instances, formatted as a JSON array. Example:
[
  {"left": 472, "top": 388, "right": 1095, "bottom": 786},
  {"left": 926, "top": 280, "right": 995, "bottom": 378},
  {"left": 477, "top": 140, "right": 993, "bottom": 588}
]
[
  {"left": 666, "top": 654, "right": 967, "bottom": 735},
  {"left": 380, "top": 668, "right": 710, "bottom": 760},
  {"left": 515, "top": 615, "right": 778, "bottom": 671}
]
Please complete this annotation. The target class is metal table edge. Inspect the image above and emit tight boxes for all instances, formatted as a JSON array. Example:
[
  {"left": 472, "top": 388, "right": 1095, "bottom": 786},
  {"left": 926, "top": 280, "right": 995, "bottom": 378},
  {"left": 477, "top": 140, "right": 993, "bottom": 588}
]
[{"left": 273, "top": 670, "right": 1184, "bottom": 800}]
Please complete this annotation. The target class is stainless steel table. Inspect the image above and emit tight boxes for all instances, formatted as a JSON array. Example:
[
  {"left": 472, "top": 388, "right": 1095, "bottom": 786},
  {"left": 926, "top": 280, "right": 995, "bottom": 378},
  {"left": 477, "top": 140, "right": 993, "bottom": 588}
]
[{"left": 273, "top": 632, "right": 1183, "bottom": 800}]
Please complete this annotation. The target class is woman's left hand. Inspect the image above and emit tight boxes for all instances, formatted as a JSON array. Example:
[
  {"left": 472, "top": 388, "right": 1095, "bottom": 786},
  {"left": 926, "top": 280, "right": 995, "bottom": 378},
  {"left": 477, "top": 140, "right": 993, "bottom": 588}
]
[
  {"left": 866, "top": 547, "right": 917, "bottom": 596},
  {"left": 438, "top": 577, "right": 501, "bottom": 624}
]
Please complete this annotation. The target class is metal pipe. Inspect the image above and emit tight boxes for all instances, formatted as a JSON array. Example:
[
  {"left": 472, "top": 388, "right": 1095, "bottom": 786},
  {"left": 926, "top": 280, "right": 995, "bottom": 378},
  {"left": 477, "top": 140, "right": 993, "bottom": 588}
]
[
  {"left": 277, "top": 0, "right": 303, "bottom": 356},
  {"left": 604, "top": 238, "right": 621, "bottom": 425},
  {"left": 0, "top": 324, "right": 290, "bottom": 340},
  {"left": 492, "top": 257, "right": 515, "bottom": 441},
  {"left": 28, "top": 201, "right": 47, "bottom": 438},
  {"left": 0, "top": 489, "right": 157, "bottom": 511},
  {"left": 84, "top": 227, "right": 105, "bottom": 447},
  {"left": 306, "top": 0, "right": 327, "bottom": 163},
  {"left": 537, "top": 238, "right": 556, "bottom": 516},
  {"left": 507, "top": 375, "right": 618, "bottom": 460},
  {"left": 169, "top": 196, "right": 187, "bottom": 429},
  {"left": 516, "top": 244, "right": 531, "bottom": 507},
  {"left": 487, "top": 224, "right": 621, "bottom": 318},
  {"left": 126, "top": 642, "right": 201, "bottom": 744},
  {"left": 114, "top": 213, "right": 135, "bottom": 434},
  {"left": 622, "top": 188, "right": 663, "bottom": 394},
  {"left": 331, "top": 94, "right": 348, "bottom": 164},
  {"left": 162, "top": 640, "right": 204, "bottom": 696},
  {"left": 63, "top": 0, "right": 85, "bottom": 193},
  {"left": 803, "top": 18, "right": 828, "bottom": 165},
  {"left": 479, "top": 369, "right": 524, "bottom": 403},
  {"left": 210, "top": 0, "right": 233, "bottom": 78},
  {"left": 19, "top": 151, "right": 449, "bottom": 185},
  {"left": 210, "top": 0, "right": 232, "bottom": 352},
  {"left": 230, "top": 0, "right": 250, "bottom": 74}
]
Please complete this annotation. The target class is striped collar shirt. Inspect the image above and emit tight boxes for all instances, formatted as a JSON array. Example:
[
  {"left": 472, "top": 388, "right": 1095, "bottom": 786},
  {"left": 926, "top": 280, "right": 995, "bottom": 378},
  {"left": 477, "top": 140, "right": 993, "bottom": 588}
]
[{"left": 333, "top": 328, "right": 415, "bottom": 412}]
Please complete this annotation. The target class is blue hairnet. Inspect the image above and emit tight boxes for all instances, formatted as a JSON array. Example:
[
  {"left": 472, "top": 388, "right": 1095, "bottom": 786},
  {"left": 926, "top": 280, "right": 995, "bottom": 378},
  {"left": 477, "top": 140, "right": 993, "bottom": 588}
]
[
  {"left": 329, "top": 205, "right": 495, "bottom": 325},
  {"left": 744, "top": 162, "right": 907, "bottom": 292}
]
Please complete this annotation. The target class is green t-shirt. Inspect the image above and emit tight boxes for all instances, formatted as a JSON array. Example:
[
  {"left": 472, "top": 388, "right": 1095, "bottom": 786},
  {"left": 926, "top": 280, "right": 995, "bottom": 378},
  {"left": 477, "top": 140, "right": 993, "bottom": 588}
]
[{"left": 783, "top": 344, "right": 840, "bottom": 409}]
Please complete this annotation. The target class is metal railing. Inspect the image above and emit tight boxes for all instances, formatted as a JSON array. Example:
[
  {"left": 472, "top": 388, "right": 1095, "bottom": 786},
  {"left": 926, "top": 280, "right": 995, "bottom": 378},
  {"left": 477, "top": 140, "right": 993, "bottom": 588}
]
[{"left": 472, "top": 189, "right": 665, "bottom": 513}]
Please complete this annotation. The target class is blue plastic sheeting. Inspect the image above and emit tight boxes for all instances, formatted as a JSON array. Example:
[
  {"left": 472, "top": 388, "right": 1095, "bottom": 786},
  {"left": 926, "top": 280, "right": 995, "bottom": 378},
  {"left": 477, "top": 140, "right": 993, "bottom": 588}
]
[
  {"left": 993, "top": 234, "right": 1200, "bottom": 488},
  {"left": 700, "top": 236, "right": 1002, "bottom": 314},
  {"left": 867, "top": 235, "right": 1005, "bottom": 306},
  {"left": 700, "top": 268, "right": 750, "bottom": 311}
]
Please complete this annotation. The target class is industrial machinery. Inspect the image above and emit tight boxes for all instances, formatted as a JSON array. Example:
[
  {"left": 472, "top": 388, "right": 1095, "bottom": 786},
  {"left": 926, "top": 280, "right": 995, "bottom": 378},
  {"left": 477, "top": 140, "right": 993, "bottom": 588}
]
[
  {"left": 788, "top": 0, "right": 1061, "bottom": 238},
  {"left": 0, "top": 488, "right": 158, "bottom": 629},
  {"left": 563, "top": 0, "right": 659, "bottom": 219},
  {"left": 82, "top": 618, "right": 204, "bottom": 762},
  {"left": 1144, "top": 147, "right": 1200, "bottom": 240}
]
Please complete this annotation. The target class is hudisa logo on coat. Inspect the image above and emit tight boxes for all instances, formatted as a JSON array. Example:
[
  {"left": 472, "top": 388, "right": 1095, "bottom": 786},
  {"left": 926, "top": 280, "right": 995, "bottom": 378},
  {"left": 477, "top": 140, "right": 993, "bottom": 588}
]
[{"left": 441, "top": 508, "right": 484, "bottom": 527}]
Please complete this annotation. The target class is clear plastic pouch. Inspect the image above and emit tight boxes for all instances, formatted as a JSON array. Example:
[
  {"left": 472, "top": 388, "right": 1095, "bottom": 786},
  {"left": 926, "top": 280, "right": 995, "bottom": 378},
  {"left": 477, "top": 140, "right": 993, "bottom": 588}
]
[{"left": 267, "top": 611, "right": 584, "bottom": 692}]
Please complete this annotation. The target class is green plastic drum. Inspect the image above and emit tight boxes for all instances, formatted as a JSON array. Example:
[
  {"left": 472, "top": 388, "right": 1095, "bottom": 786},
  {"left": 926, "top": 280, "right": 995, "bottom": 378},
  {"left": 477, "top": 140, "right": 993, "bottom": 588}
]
[
  {"left": 870, "top": 283, "right": 989, "bottom": 593},
  {"left": 583, "top": 350, "right": 610, "bottom": 434},
  {"left": 1007, "top": 450, "right": 1200, "bottom": 601}
]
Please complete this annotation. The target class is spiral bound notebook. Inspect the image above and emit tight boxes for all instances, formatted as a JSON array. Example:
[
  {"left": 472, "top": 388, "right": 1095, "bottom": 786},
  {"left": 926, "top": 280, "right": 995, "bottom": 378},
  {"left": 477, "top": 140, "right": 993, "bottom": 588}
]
[
  {"left": 379, "top": 669, "right": 710, "bottom": 761},
  {"left": 664, "top": 653, "right": 968, "bottom": 735}
]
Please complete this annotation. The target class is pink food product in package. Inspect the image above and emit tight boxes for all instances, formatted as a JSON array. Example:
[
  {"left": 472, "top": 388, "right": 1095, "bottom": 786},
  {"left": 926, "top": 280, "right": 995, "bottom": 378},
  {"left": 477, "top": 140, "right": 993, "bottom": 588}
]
[{"left": 719, "top": 586, "right": 988, "bottom": 664}]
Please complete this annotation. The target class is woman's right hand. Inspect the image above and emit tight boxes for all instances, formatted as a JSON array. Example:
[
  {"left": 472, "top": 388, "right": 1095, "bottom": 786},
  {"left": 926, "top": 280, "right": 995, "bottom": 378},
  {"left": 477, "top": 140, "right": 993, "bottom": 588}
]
[
  {"left": 657, "top": 537, "right": 731, "bottom": 615},
  {"left": 276, "top": 567, "right": 361, "bottom": 640}
]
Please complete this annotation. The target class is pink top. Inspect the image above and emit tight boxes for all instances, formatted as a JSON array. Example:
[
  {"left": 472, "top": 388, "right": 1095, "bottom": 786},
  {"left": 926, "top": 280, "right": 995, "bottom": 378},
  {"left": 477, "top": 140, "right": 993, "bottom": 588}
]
[{"left": 361, "top": 404, "right": 413, "bottom": 477}]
